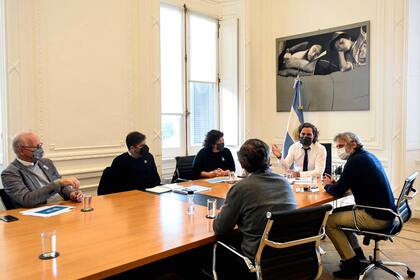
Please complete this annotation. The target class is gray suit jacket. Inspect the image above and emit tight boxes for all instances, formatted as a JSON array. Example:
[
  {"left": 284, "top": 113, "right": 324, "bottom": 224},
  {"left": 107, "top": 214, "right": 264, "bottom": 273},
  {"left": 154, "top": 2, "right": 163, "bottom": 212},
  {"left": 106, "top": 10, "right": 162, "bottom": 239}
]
[
  {"left": 213, "top": 169, "right": 297, "bottom": 258},
  {"left": 1, "top": 158, "right": 73, "bottom": 208}
]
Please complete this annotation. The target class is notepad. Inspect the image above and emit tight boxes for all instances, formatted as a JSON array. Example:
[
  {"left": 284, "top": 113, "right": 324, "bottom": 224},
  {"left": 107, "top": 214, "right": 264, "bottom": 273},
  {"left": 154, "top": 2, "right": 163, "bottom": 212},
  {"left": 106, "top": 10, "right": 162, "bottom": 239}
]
[{"left": 146, "top": 186, "right": 173, "bottom": 194}]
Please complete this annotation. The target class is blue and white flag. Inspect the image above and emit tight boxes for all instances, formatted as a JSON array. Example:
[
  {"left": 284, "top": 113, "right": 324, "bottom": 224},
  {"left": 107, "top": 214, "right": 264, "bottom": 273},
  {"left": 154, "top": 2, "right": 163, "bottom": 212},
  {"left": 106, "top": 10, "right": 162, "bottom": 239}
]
[{"left": 283, "top": 79, "right": 304, "bottom": 157}]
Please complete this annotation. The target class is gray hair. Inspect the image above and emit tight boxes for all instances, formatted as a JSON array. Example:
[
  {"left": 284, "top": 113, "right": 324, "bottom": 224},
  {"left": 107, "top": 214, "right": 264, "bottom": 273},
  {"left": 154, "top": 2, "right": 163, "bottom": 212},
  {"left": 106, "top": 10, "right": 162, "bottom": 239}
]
[
  {"left": 12, "top": 132, "right": 30, "bottom": 155},
  {"left": 334, "top": 132, "right": 364, "bottom": 149}
]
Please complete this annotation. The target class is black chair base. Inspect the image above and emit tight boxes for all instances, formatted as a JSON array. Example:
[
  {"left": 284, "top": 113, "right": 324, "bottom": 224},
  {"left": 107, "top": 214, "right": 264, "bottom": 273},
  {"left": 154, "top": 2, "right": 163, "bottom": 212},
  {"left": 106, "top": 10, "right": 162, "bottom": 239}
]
[
  {"left": 358, "top": 241, "right": 415, "bottom": 280},
  {"left": 359, "top": 260, "right": 415, "bottom": 280}
]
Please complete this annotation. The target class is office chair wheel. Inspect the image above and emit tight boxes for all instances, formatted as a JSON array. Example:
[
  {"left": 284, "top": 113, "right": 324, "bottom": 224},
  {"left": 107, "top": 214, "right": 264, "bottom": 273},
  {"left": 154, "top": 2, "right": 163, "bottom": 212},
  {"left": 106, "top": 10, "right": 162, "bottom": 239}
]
[{"left": 407, "top": 269, "right": 415, "bottom": 278}]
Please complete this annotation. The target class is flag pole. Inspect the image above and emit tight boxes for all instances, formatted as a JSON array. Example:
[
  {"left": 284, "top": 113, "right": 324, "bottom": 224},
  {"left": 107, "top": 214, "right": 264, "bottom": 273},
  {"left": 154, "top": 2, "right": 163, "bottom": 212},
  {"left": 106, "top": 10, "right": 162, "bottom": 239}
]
[
  {"left": 294, "top": 70, "right": 303, "bottom": 110},
  {"left": 282, "top": 71, "right": 305, "bottom": 157}
]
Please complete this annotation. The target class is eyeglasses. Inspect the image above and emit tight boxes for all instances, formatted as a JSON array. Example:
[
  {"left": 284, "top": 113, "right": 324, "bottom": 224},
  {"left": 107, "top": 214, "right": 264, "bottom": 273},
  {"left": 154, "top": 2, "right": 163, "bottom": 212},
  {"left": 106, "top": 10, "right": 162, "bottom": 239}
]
[{"left": 22, "top": 143, "right": 43, "bottom": 151}]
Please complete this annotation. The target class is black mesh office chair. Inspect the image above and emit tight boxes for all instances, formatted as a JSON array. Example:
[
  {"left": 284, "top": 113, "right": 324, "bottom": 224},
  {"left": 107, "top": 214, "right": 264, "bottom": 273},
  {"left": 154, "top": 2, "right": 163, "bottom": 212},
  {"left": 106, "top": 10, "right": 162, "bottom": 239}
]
[
  {"left": 97, "top": 167, "right": 115, "bottom": 195},
  {"left": 320, "top": 143, "right": 332, "bottom": 176},
  {"left": 212, "top": 204, "right": 332, "bottom": 280},
  {"left": 340, "top": 171, "right": 418, "bottom": 280},
  {"left": 0, "top": 189, "right": 16, "bottom": 210},
  {"left": 171, "top": 155, "right": 195, "bottom": 183}
]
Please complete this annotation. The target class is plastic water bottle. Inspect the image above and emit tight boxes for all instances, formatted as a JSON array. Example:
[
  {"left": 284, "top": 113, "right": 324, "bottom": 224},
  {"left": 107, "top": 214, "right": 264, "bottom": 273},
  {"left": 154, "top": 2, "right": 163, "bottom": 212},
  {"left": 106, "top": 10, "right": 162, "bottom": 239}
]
[{"left": 187, "top": 190, "right": 195, "bottom": 215}]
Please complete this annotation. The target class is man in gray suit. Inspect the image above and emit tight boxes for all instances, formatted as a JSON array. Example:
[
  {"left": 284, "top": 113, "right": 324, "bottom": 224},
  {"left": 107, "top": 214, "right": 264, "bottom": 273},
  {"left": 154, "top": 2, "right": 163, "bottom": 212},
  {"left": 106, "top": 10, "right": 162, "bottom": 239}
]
[
  {"left": 1, "top": 132, "right": 83, "bottom": 208},
  {"left": 213, "top": 139, "right": 297, "bottom": 268}
]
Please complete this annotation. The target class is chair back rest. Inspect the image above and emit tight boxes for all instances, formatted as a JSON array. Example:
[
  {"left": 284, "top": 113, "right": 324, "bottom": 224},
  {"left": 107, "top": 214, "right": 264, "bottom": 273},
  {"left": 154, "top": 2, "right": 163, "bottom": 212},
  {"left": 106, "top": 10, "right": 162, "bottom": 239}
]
[
  {"left": 97, "top": 167, "right": 115, "bottom": 195},
  {"left": 321, "top": 143, "right": 332, "bottom": 175},
  {"left": 255, "top": 204, "right": 332, "bottom": 280},
  {"left": 396, "top": 171, "right": 418, "bottom": 223},
  {"left": 171, "top": 155, "right": 195, "bottom": 183},
  {"left": 0, "top": 188, "right": 16, "bottom": 210}
]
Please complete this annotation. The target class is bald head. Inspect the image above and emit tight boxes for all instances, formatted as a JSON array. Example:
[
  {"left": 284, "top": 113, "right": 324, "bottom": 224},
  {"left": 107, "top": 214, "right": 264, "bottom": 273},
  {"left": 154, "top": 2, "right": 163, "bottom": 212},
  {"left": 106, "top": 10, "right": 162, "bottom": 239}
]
[{"left": 12, "top": 132, "right": 41, "bottom": 158}]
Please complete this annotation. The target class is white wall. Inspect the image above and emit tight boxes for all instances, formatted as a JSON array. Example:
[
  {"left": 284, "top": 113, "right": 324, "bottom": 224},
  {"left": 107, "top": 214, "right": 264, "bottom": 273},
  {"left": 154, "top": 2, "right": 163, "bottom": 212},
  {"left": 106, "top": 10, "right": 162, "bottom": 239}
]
[
  {"left": 405, "top": 0, "right": 420, "bottom": 215},
  {"left": 244, "top": 0, "right": 407, "bottom": 187},
  {"left": 4, "top": 0, "right": 233, "bottom": 192},
  {"left": 5, "top": 0, "right": 161, "bottom": 192}
]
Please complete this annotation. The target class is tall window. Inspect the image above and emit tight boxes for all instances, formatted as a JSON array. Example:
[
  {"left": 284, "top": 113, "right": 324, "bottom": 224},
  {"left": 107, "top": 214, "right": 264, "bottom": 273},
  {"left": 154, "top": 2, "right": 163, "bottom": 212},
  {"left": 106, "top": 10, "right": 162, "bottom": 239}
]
[{"left": 160, "top": 4, "right": 238, "bottom": 158}]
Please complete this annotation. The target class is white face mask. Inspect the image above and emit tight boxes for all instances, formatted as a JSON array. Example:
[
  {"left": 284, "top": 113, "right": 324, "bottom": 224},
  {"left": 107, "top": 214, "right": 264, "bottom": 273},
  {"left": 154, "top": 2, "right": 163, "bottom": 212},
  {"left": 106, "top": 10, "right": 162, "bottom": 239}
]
[{"left": 337, "top": 147, "right": 350, "bottom": 160}]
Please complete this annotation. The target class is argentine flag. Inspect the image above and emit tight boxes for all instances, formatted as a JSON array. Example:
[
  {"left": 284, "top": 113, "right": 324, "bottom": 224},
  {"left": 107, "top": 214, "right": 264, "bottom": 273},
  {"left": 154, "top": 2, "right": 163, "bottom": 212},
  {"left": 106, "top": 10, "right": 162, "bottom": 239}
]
[{"left": 283, "top": 79, "right": 304, "bottom": 157}]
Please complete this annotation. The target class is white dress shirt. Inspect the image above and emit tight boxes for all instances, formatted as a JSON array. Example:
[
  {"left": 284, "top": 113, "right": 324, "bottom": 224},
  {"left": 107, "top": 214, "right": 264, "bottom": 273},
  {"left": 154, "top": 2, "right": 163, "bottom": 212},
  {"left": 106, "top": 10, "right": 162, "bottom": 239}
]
[{"left": 279, "top": 142, "right": 327, "bottom": 177}]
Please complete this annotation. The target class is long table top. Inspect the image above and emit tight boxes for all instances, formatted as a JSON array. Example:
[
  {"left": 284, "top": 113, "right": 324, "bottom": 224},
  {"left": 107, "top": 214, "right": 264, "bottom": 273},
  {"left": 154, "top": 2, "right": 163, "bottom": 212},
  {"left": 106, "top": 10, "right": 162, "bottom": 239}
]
[{"left": 0, "top": 178, "right": 337, "bottom": 279}]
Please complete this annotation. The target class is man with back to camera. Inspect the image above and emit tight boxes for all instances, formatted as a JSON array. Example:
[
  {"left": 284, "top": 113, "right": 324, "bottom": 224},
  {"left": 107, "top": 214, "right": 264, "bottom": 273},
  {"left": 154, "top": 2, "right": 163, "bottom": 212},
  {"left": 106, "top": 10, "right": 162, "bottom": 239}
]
[
  {"left": 272, "top": 122, "right": 327, "bottom": 178},
  {"left": 323, "top": 132, "right": 396, "bottom": 278},
  {"left": 109, "top": 131, "right": 160, "bottom": 193},
  {"left": 213, "top": 138, "right": 297, "bottom": 279},
  {"left": 2, "top": 132, "right": 82, "bottom": 208}
]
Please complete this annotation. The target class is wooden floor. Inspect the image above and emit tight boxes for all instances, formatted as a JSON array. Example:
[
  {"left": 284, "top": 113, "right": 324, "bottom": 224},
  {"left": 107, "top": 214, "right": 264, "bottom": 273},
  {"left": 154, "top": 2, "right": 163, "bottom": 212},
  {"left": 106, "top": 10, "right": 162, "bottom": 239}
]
[{"left": 320, "top": 218, "right": 420, "bottom": 279}]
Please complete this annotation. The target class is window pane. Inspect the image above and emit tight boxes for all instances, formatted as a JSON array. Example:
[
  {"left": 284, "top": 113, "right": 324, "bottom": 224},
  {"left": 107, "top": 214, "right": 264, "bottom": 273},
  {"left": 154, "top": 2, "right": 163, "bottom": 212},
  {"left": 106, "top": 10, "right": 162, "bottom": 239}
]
[
  {"left": 160, "top": 5, "right": 183, "bottom": 114},
  {"left": 189, "top": 14, "right": 217, "bottom": 82},
  {"left": 221, "top": 87, "right": 238, "bottom": 145},
  {"left": 190, "top": 82, "right": 216, "bottom": 145},
  {"left": 162, "top": 114, "right": 182, "bottom": 148}
]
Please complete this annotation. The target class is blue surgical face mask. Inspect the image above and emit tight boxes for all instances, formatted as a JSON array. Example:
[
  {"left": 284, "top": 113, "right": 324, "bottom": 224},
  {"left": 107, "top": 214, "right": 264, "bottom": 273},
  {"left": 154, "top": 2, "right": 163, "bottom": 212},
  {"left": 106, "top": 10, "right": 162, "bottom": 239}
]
[{"left": 33, "top": 146, "right": 44, "bottom": 162}]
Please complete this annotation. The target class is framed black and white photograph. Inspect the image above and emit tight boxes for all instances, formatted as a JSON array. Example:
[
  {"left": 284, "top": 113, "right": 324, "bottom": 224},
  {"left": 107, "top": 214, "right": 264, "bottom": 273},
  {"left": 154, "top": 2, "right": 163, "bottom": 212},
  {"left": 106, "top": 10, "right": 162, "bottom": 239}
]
[{"left": 276, "top": 21, "right": 370, "bottom": 111}]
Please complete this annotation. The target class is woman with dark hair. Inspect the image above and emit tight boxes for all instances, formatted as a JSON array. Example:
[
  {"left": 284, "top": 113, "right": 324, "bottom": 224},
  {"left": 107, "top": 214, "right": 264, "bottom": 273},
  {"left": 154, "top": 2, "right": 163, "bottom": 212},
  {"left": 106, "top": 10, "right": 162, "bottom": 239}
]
[{"left": 192, "top": 130, "right": 235, "bottom": 179}]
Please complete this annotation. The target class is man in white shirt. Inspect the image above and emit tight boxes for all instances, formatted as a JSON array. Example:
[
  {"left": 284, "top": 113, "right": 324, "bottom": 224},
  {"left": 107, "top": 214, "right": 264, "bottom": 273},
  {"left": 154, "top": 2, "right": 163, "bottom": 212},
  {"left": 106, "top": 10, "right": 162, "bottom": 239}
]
[{"left": 272, "top": 122, "right": 327, "bottom": 178}]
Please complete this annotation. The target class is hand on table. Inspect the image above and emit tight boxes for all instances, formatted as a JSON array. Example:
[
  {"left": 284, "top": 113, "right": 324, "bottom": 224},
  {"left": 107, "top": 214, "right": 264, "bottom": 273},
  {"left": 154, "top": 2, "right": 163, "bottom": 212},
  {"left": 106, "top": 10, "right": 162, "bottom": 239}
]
[
  {"left": 322, "top": 174, "right": 336, "bottom": 185},
  {"left": 69, "top": 191, "right": 83, "bottom": 202}
]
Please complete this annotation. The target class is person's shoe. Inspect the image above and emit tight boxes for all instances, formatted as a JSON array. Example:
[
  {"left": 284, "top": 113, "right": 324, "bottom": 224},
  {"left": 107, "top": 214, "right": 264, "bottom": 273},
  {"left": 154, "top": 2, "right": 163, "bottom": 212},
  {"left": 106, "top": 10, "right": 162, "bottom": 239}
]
[
  {"left": 339, "top": 248, "right": 368, "bottom": 269},
  {"left": 333, "top": 256, "right": 362, "bottom": 279}
]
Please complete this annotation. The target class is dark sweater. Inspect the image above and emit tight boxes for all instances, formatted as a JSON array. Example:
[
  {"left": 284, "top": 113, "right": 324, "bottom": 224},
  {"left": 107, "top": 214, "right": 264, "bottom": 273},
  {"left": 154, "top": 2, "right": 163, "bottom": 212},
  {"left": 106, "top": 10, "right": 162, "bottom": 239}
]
[
  {"left": 324, "top": 148, "right": 396, "bottom": 220},
  {"left": 213, "top": 170, "right": 297, "bottom": 258},
  {"left": 110, "top": 152, "right": 161, "bottom": 192},
  {"left": 192, "top": 147, "right": 236, "bottom": 179}
]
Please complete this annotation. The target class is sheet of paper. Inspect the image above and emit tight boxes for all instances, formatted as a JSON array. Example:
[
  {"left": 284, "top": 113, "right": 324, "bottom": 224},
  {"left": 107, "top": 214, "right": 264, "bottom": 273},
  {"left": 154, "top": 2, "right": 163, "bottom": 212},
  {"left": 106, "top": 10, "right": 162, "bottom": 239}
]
[
  {"left": 206, "top": 177, "right": 229, "bottom": 183},
  {"left": 293, "top": 178, "right": 311, "bottom": 184}
]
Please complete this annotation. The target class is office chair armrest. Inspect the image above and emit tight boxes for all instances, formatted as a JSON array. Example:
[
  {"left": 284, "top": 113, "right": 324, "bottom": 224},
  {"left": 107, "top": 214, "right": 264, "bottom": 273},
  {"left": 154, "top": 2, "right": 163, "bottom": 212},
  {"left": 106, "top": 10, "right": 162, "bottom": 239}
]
[
  {"left": 393, "top": 188, "right": 417, "bottom": 202},
  {"left": 213, "top": 241, "right": 256, "bottom": 272},
  {"left": 405, "top": 187, "right": 417, "bottom": 200},
  {"left": 350, "top": 205, "right": 402, "bottom": 233}
]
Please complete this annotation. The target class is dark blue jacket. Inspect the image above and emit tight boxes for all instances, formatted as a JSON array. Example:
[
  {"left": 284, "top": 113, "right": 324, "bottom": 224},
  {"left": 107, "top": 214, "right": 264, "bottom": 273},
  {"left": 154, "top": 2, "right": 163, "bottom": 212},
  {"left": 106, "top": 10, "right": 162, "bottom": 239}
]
[{"left": 324, "top": 148, "right": 396, "bottom": 220}]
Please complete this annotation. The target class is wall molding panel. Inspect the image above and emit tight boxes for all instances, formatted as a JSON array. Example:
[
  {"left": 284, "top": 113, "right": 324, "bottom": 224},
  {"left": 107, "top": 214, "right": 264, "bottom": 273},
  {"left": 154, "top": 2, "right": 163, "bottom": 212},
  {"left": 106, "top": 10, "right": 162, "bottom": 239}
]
[{"left": 5, "top": 0, "right": 163, "bottom": 190}]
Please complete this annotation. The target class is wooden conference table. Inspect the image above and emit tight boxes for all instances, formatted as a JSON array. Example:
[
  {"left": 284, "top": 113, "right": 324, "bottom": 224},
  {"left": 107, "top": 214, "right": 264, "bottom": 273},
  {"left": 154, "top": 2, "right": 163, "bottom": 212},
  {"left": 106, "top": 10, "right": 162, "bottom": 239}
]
[{"left": 0, "top": 178, "right": 337, "bottom": 279}]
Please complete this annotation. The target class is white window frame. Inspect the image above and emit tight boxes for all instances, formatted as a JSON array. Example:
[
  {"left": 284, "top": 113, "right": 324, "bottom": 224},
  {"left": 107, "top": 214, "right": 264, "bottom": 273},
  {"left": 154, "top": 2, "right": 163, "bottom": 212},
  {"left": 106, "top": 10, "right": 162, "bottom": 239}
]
[
  {"left": 186, "top": 10, "right": 219, "bottom": 155},
  {"left": 160, "top": 3, "right": 239, "bottom": 161}
]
